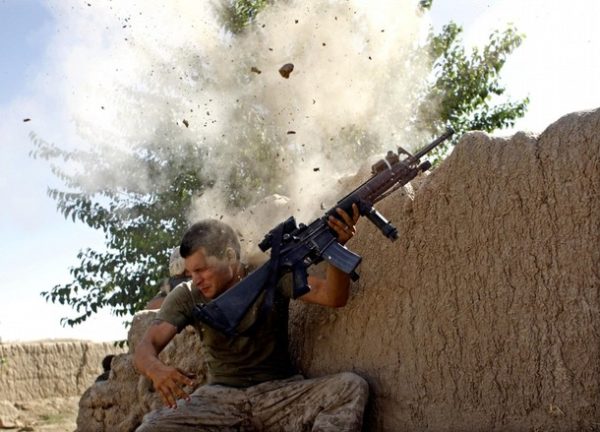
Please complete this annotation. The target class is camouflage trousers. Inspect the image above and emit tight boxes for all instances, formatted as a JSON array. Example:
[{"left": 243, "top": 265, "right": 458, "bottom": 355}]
[{"left": 135, "top": 372, "right": 368, "bottom": 432}]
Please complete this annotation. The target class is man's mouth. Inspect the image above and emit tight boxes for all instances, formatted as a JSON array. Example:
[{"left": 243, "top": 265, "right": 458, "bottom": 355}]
[{"left": 197, "top": 285, "right": 211, "bottom": 294}]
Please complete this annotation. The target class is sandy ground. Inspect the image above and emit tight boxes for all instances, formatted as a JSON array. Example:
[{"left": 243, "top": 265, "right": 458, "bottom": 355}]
[{"left": 8, "top": 397, "right": 78, "bottom": 432}]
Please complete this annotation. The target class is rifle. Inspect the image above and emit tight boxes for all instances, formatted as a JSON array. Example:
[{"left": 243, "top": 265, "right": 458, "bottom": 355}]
[{"left": 193, "top": 128, "right": 454, "bottom": 336}]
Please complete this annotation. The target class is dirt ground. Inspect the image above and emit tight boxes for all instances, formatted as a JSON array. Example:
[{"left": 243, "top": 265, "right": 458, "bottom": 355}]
[{"left": 8, "top": 397, "right": 78, "bottom": 432}]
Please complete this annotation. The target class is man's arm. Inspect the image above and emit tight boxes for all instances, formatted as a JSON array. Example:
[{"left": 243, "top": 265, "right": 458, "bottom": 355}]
[
  {"left": 133, "top": 320, "right": 195, "bottom": 408},
  {"left": 300, "top": 204, "right": 359, "bottom": 307}
]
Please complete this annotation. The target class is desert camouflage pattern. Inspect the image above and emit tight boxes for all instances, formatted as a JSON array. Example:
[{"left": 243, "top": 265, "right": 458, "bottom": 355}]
[{"left": 136, "top": 372, "right": 368, "bottom": 432}]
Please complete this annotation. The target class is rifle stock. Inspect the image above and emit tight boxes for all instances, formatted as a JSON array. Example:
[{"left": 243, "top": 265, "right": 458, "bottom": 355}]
[
  {"left": 194, "top": 263, "right": 271, "bottom": 335},
  {"left": 193, "top": 128, "right": 454, "bottom": 336}
]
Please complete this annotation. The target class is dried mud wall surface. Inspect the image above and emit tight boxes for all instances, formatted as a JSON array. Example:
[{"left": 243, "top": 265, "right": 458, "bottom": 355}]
[
  {"left": 0, "top": 341, "right": 123, "bottom": 402},
  {"left": 290, "top": 108, "right": 600, "bottom": 431}
]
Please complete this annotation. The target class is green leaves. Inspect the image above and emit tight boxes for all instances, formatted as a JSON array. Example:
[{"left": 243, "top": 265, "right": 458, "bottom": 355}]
[
  {"left": 36, "top": 132, "right": 209, "bottom": 326},
  {"left": 418, "top": 0, "right": 433, "bottom": 12},
  {"left": 220, "top": 0, "right": 270, "bottom": 34},
  {"left": 416, "top": 22, "right": 529, "bottom": 156}
]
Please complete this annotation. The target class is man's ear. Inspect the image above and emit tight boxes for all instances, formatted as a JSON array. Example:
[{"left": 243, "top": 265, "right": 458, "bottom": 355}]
[{"left": 225, "top": 247, "right": 237, "bottom": 263}]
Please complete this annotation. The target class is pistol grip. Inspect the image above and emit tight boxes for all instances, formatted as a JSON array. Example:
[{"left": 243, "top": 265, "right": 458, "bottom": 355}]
[{"left": 292, "top": 262, "right": 310, "bottom": 298}]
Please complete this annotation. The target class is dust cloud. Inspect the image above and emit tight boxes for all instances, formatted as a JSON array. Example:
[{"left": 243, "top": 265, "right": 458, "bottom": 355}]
[{"left": 47, "top": 0, "right": 433, "bottom": 256}]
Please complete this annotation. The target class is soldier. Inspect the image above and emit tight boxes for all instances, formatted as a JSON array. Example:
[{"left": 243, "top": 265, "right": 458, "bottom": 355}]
[{"left": 134, "top": 204, "right": 368, "bottom": 431}]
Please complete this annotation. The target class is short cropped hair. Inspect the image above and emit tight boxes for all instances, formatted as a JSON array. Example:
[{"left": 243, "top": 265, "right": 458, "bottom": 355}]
[{"left": 180, "top": 219, "right": 241, "bottom": 261}]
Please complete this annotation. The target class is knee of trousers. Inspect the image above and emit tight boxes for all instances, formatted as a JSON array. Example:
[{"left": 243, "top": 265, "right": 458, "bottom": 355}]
[
  {"left": 134, "top": 424, "right": 153, "bottom": 432},
  {"left": 134, "top": 421, "right": 163, "bottom": 432},
  {"left": 336, "top": 372, "right": 369, "bottom": 400}
]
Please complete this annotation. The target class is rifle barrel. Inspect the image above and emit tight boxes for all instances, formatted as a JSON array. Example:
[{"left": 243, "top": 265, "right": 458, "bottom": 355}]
[{"left": 410, "top": 127, "right": 455, "bottom": 162}]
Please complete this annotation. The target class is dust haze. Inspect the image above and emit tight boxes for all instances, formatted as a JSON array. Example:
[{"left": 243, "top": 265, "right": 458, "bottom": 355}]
[{"left": 47, "top": 0, "right": 433, "bottom": 257}]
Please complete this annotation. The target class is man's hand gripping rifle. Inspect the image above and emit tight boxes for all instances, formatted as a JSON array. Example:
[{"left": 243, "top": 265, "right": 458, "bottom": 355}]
[{"left": 193, "top": 128, "right": 454, "bottom": 336}]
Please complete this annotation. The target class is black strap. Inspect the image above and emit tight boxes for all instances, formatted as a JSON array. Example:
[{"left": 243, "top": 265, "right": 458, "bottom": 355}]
[{"left": 238, "top": 222, "right": 285, "bottom": 336}]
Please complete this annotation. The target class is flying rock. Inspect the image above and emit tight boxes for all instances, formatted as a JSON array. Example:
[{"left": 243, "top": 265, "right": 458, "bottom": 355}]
[{"left": 279, "top": 63, "right": 294, "bottom": 79}]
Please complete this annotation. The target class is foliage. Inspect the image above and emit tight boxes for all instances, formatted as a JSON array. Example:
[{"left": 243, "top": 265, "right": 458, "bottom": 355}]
[
  {"left": 220, "top": 0, "right": 270, "bottom": 33},
  {"left": 31, "top": 134, "right": 210, "bottom": 325},
  {"left": 35, "top": 0, "right": 528, "bottom": 327},
  {"left": 416, "top": 22, "right": 528, "bottom": 159},
  {"left": 418, "top": 0, "right": 433, "bottom": 11}
]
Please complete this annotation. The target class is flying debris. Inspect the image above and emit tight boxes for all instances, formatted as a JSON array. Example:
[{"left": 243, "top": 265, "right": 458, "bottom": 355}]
[
  {"left": 182, "top": 119, "right": 189, "bottom": 128},
  {"left": 251, "top": 67, "right": 262, "bottom": 74},
  {"left": 278, "top": 63, "right": 294, "bottom": 79}
]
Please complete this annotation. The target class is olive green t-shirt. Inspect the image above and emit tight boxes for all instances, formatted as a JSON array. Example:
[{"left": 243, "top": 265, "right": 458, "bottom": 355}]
[{"left": 157, "top": 272, "right": 296, "bottom": 387}]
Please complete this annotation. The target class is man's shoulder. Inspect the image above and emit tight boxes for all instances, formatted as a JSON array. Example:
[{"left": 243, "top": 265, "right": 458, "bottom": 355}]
[
  {"left": 157, "top": 280, "right": 200, "bottom": 330},
  {"left": 171, "top": 279, "right": 193, "bottom": 293},
  {"left": 166, "top": 280, "right": 205, "bottom": 305}
]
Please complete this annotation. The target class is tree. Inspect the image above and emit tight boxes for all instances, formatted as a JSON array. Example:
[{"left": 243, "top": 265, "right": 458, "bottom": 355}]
[
  {"left": 31, "top": 133, "right": 209, "bottom": 325},
  {"left": 414, "top": 0, "right": 528, "bottom": 159},
  {"left": 33, "top": 0, "right": 528, "bottom": 327}
]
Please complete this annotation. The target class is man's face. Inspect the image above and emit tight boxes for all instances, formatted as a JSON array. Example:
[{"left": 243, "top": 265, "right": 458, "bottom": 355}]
[{"left": 184, "top": 248, "right": 235, "bottom": 300}]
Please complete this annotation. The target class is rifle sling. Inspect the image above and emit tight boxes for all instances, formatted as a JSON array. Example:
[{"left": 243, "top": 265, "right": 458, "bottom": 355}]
[{"left": 238, "top": 222, "right": 285, "bottom": 336}]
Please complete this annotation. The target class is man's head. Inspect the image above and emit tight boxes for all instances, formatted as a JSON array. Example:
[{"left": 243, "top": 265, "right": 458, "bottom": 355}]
[{"left": 180, "top": 220, "right": 241, "bottom": 299}]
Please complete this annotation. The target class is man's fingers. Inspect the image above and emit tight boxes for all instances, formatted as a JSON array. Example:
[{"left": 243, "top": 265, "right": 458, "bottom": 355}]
[
  {"left": 351, "top": 203, "right": 360, "bottom": 223},
  {"left": 336, "top": 207, "right": 356, "bottom": 232},
  {"left": 335, "top": 208, "right": 353, "bottom": 228},
  {"left": 176, "top": 368, "right": 197, "bottom": 387},
  {"left": 169, "top": 373, "right": 194, "bottom": 402},
  {"left": 159, "top": 385, "right": 177, "bottom": 408},
  {"left": 328, "top": 215, "right": 348, "bottom": 235},
  {"left": 158, "top": 390, "right": 169, "bottom": 406},
  {"left": 328, "top": 205, "right": 360, "bottom": 245},
  {"left": 156, "top": 369, "right": 195, "bottom": 408},
  {"left": 169, "top": 381, "right": 190, "bottom": 403},
  {"left": 159, "top": 383, "right": 188, "bottom": 408}
]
